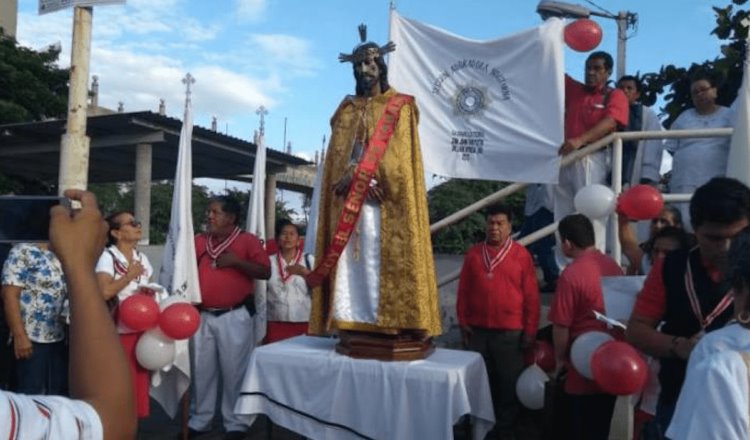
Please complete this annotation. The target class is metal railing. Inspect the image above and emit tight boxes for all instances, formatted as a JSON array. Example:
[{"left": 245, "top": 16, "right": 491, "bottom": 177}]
[{"left": 432, "top": 127, "right": 733, "bottom": 288}]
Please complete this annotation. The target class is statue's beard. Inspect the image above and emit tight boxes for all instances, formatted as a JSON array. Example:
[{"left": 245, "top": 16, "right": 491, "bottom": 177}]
[{"left": 357, "top": 74, "right": 379, "bottom": 96}]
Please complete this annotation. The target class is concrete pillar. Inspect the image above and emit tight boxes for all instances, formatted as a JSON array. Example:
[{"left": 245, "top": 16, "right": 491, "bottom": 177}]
[
  {"left": 0, "top": 0, "right": 18, "bottom": 39},
  {"left": 264, "top": 173, "right": 277, "bottom": 239},
  {"left": 134, "top": 143, "right": 152, "bottom": 245}
]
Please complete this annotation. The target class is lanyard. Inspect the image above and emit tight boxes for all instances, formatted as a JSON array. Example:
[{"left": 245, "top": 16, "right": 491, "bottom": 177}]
[
  {"left": 482, "top": 238, "right": 512, "bottom": 278},
  {"left": 276, "top": 249, "right": 302, "bottom": 284},
  {"left": 206, "top": 227, "right": 241, "bottom": 260},
  {"left": 684, "top": 247, "right": 733, "bottom": 330}
]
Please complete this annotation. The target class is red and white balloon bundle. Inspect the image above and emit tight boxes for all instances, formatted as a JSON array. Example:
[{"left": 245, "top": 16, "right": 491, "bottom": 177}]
[
  {"left": 571, "top": 331, "right": 648, "bottom": 395},
  {"left": 118, "top": 292, "right": 200, "bottom": 371}
]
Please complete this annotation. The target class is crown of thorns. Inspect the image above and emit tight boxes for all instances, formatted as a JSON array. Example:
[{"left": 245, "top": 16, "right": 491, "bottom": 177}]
[{"left": 338, "top": 23, "right": 396, "bottom": 64}]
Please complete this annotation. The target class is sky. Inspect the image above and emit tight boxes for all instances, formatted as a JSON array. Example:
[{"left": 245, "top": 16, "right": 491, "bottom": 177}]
[{"left": 13, "top": 0, "right": 732, "bottom": 214}]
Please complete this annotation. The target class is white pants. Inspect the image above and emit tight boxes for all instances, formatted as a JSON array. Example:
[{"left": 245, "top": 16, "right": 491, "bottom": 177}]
[
  {"left": 189, "top": 307, "right": 256, "bottom": 432},
  {"left": 552, "top": 151, "right": 609, "bottom": 267}
]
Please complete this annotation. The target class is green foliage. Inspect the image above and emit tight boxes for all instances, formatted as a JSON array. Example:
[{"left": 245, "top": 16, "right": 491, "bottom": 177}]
[
  {"left": 428, "top": 179, "right": 525, "bottom": 254},
  {"left": 0, "top": 34, "right": 68, "bottom": 124},
  {"left": 640, "top": 1, "right": 748, "bottom": 126}
]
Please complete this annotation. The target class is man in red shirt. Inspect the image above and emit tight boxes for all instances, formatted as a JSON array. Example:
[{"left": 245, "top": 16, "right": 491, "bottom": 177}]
[
  {"left": 626, "top": 177, "right": 750, "bottom": 438},
  {"left": 456, "top": 203, "right": 540, "bottom": 440},
  {"left": 553, "top": 51, "right": 629, "bottom": 257},
  {"left": 188, "top": 196, "right": 271, "bottom": 440},
  {"left": 548, "top": 214, "right": 624, "bottom": 440}
]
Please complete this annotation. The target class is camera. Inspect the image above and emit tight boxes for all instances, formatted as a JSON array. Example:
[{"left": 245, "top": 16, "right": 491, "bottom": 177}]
[{"left": 0, "top": 196, "right": 66, "bottom": 243}]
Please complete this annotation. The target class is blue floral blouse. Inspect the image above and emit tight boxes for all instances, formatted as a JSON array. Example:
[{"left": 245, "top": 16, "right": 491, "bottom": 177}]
[{"left": 1, "top": 243, "right": 67, "bottom": 343}]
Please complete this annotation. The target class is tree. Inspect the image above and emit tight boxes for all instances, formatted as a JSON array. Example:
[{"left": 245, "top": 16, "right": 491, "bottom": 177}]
[
  {"left": 0, "top": 34, "right": 68, "bottom": 124},
  {"left": 0, "top": 33, "right": 69, "bottom": 193},
  {"left": 640, "top": 1, "right": 748, "bottom": 125},
  {"left": 428, "top": 179, "right": 525, "bottom": 254}
]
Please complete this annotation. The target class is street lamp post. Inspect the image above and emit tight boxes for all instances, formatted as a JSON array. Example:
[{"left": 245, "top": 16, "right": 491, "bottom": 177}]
[{"left": 537, "top": 1, "right": 637, "bottom": 79}]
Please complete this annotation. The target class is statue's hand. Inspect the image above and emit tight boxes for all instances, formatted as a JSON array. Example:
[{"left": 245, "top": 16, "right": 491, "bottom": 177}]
[
  {"left": 367, "top": 181, "right": 385, "bottom": 204},
  {"left": 332, "top": 170, "right": 353, "bottom": 197}
]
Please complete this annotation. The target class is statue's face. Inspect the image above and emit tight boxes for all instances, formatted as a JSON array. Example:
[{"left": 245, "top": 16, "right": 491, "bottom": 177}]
[{"left": 355, "top": 53, "right": 380, "bottom": 95}]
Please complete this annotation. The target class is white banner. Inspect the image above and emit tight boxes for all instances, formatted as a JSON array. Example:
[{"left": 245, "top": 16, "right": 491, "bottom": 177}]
[
  {"left": 302, "top": 159, "right": 323, "bottom": 256},
  {"left": 38, "top": 0, "right": 125, "bottom": 15},
  {"left": 152, "top": 79, "right": 201, "bottom": 418},
  {"left": 246, "top": 131, "right": 268, "bottom": 344},
  {"left": 389, "top": 11, "right": 564, "bottom": 183},
  {"left": 727, "top": 54, "right": 750, "bottom": 186}
]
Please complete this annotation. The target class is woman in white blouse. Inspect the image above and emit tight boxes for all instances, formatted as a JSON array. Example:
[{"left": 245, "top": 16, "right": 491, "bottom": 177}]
[
  {"left": 95, "top": 211, "right": 153, "bottom": 418},
  {"left": 266, "top": 219, "right": 313, "bottom": 343}
]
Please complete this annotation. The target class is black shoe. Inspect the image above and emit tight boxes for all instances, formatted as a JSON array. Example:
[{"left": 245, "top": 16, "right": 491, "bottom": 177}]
[{"left": 224, "top": 431, "right": 247, "bottom": 440}]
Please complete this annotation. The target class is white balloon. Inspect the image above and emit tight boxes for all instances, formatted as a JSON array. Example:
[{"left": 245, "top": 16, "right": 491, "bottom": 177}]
[
  {"left": 516, "top": 364, "right": 549, "bottom": 410},
  {"left": 570, "top": 331, "right": 613, "bottom": 379},
  {"left": 135, "top": 329, "right": 176, "bottom": 370},
  {"left": 158, "top": 295, "right": 190, "bottom": 311},
  {"left": 574, "top": 184, "right": 616, "bottom": 219}
]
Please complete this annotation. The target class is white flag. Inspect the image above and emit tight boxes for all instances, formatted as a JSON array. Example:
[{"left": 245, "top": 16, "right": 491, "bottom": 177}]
[
  {"left": 388, "top": 11, "right": 565, "bottom": 183},
  {"left": 726, "top": 52, "right": 750, "bottom": 186},
  {"left": 152, "top": 78, "right": 201, "bottom": 418},
  {"left": 302, "top": 158, "right": 324, "bottom": 256},
  {"left": 246, "top": 131, "right": 267, "bottom": 344}
]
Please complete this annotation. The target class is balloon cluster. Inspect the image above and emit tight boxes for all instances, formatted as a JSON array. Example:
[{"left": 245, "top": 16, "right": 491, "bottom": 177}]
[
  {"left": 571, "top": 331, "right": 647, "bottom": 395},
  {"left": 516, "top": 332, "right": 648, "bottom": 409},
  {"left": 574, "top": 184, "right": 664, "bottom": 222},
  {"left": 118, "top": 293, "right": 201, "bottom": 371}
]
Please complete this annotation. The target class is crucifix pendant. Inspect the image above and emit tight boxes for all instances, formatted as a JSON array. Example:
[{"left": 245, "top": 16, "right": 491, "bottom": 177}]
[
  {"left": 211, "top": 259, "right": 217, "bottom": 269},
  {"left": 486, "top": 272, "right": 493, "bottom": 279}
]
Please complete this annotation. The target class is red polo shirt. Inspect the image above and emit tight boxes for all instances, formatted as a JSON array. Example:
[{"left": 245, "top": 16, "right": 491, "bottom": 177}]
[
  {"left": 548, "top": 249, "right": 624, "bottom": 394},
  {"left": 564, "top": 75, "right": 629, "bottom": 139},
  {"left": 456, "top": 241, "right": 540, "bottom": 336},
  {"left": 195, "top": 232, "right": 270, "bottom": 308}
]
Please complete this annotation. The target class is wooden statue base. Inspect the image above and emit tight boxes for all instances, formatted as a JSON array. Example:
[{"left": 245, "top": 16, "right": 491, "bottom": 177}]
[{"left": 336, "top": 330, "right": 435, "bottom": 361}]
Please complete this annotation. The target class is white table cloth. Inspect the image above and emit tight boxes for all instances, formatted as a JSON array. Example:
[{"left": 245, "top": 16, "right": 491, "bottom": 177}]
[{"left": 235, "top": 335, "right": 495, "bottom": 440}]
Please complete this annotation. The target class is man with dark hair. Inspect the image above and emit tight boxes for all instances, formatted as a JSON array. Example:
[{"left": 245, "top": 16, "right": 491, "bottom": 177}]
[
  {"left": 627, "top": 177, "right": 750, "bottom": 437},
  {"left": 188, "top": 195, "right": 271, "bottom": 439},
  {"left": 548, "top": 213, "right": 624, "bottom": 440},
  {"left": 616, "top": 75, "right": 664, "bottom": 186},
  {"left": 308, "top": 24, "right": 441, "bottom": 350},
  {"left": 456, "top": 203, "right": 540, "bottom": 439},
  {"left": 553, "top": 50, "right": 629, "bottom": 256}
]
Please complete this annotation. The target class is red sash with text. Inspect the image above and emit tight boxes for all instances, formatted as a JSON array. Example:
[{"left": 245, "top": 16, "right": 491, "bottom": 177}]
[{"left": 306, "top": 93, "right": 412, "bottom": 288}]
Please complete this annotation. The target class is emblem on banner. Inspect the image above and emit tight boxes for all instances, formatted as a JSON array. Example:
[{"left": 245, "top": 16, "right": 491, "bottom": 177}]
[{"left": 453, "top": 84, "right": 490, "bottom": 118}]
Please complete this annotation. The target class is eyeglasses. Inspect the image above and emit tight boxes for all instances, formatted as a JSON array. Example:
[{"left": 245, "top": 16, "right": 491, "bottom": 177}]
[
  {"left": 691, "top": 86, "right": 713, "bottom": 96},
  {"left": 118, "top": 220, "right": 142, "bottom": 229}
]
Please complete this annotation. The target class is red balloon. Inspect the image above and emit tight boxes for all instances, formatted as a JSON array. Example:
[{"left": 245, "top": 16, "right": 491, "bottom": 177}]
[
  {"left": 118, "top": 294, "right": 160, "bottom": 332},
  {"left": 159, "top": 303, "right": 201, "bottom": 340},
  {"left": 591, "top": 341, "right": 647, "bottom": 395},
  {"left": 564, "top": 19, "right": 603, "bottom": 52},
  {"left": 617, "top": 185, "right": 664, "bottom": 220},
  {"left": 524, "top": 340, "right": 556, "bottom": 372}
]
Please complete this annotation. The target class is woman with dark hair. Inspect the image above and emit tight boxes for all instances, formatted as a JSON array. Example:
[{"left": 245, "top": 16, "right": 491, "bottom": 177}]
[
  {"left": 666, "top": 227, "right": 750, "bottom": 439},
  {"left": 266, "top": 219, "right": 313, "bottom": 343},
  {"left": 619, "top": 205, "right": 685, "bottom": 275},
  {"left": 94, "top": 210, "right": 153, "bottom": 418}
]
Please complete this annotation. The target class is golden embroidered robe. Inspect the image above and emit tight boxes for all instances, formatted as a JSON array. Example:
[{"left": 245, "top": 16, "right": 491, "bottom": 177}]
[{"left": 309, "top": 88, "right": 442, "bottom": 336}]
